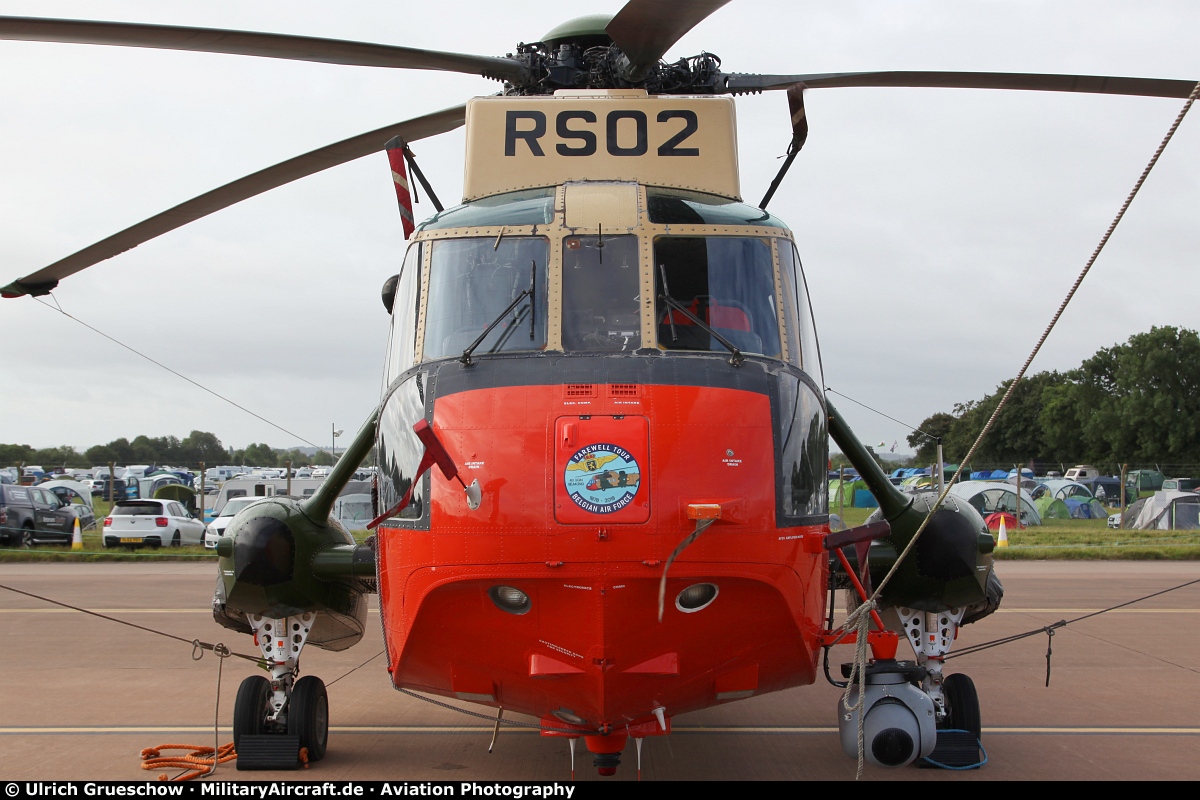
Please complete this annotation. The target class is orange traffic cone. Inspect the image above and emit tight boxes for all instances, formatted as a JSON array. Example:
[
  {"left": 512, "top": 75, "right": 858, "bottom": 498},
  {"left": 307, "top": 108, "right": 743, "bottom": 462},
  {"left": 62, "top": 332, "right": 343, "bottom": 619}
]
[
  {"left": 71, "top": 516, "right": 83, "bottom": 551},
  {"left": 997, "top": 515, "right": 1009, "bottom": 548}
]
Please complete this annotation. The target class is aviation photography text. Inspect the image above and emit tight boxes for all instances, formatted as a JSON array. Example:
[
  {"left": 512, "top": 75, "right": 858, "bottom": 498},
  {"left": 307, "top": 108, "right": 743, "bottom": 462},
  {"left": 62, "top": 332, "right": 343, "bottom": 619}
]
[{"left": 10, "top": 784, "right": 586, "bottom": 800}]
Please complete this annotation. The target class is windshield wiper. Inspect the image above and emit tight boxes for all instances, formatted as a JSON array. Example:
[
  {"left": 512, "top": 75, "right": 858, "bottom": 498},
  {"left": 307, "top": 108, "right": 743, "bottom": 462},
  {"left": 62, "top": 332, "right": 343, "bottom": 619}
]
[
  {"left": 657, "top": 266, "right": 743, "bottom": 367},
  {"left": 460, "top": 260, "right": 537, "bottom": 366}
]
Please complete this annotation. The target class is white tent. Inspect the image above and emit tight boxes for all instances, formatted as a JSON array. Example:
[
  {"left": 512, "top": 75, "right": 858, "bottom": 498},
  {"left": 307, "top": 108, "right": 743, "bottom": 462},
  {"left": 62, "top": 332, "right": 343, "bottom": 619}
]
[
  {"left": 1130, "top": 491, "right": 1200, "bottom": 530},
  {"left": 39, "top": 479, "right": 94, "bottom": 510},
  {"left": 949, "top": 481, "right": 1042, "bottom": 526},
  {"left": 1035, "top": 479, "right": 1094, "bottom": 501}
]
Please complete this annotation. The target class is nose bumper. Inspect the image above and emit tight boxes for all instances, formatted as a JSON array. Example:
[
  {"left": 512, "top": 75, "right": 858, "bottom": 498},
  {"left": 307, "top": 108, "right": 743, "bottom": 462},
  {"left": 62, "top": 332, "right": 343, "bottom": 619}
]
[{"left": 380, "top": 560, "right": 821, "bottom": 726}]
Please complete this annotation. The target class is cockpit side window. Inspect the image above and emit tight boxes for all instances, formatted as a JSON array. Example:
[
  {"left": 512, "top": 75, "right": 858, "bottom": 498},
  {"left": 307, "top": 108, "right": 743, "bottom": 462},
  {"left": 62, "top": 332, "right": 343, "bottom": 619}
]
[
  {"left": 422, "top": 237, "right": 549, "bottom": 361},
  {"left": 778, "top": 243, "right": 823, "bottom": 382},
  {"left": 562, "top": 235, "right": 641, "bottom": 352},
  {"left": 654, "top": 236, "right": 781, "bottom": 358},
  {"left": 386, "top": 242, "right": 422, "bottom": 383}
]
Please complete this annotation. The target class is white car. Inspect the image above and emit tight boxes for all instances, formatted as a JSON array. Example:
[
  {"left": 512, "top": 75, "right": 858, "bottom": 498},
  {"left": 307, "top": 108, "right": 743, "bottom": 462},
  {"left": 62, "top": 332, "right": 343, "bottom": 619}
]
[
  {"left": 103, "top": 499, "right": 207, "bottom": 548},
  {"left": 203, "top": 496, "right": 271, "bottom": 548}
]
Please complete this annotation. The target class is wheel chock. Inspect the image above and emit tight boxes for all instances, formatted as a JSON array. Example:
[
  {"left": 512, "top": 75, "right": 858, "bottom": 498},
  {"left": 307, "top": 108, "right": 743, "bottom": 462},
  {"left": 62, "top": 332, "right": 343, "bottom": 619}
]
[{"left": 236, "top": 734, "right": 302, "bottom": 770}]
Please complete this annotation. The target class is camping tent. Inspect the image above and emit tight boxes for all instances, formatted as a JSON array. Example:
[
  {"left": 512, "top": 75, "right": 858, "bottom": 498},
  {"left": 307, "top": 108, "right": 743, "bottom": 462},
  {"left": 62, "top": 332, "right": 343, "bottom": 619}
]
[
  {"left": 1128, "top": 491, "right": 1200, "bottom": 530},
  {"left": 1127, "top": 470, "right": 1166, "bottom": 493},
  {"left": 853, "top": 489, "right": 878, "bottom": 508},
  {"left": 1063, "top": 497, "right": 1108, "bottom": 519},
  {"left": 829, "top": 478, "right": 866, "bottom": 508},
  {"left": 1033, "top": 495, "right": 1072, "bottom": 520},
  {"left": 154, "top": 483, "right": 199, "bottom": 514},
  {"left": 983, "top": 511, "right": 1021, "bottom": 532},
  {"left": 948, "top": 481, "right": 1042, "bottom": 526},
  {"left": 1006, "top": 477, "right": 1040, "bottom": 493},
  {"left": 38, "top": 479, "right": 94, "bottom": 510},
  {"left": 1034, "top": 480, "right": 1094, "bottom": 502},
  {"left": 1119, "top": 497, "right": 1148, "bottom": 528}
]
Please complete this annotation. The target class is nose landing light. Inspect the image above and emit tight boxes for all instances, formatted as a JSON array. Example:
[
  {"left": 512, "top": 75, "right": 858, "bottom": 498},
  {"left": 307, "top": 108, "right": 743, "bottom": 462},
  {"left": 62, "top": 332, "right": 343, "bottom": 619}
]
[
  {"left": 676, "top": 582, "right": 718, "bottom": 612},
  {"left": 488, "top": 585, "right": 531, "bottom": 615}
]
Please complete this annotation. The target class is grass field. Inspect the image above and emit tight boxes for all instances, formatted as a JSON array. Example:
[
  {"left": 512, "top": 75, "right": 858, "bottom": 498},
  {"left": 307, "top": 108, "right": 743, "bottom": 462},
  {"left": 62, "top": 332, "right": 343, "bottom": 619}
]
[{"left": 834, "top": 504, "right": 1200, "bottom": 559}]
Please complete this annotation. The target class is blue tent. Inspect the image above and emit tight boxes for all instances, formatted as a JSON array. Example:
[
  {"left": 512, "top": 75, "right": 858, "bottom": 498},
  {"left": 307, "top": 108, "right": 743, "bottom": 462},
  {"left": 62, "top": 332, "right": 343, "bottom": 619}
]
[
  {"left": 1064, "top": 497, "right": 1107, "bottom": 519},
  {"left": 971, "top": 471, "right": 992, "bottom": 481},
  {"left": 853, "top": 489, "right": 879, "bottom": 509}
]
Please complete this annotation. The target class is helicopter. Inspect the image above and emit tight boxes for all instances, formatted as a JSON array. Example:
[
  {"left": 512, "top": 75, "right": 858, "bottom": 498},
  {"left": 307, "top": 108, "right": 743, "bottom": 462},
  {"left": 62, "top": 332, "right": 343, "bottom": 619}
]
[{"left": 1, "top": 0, "right": 1196, "bottom": 778}]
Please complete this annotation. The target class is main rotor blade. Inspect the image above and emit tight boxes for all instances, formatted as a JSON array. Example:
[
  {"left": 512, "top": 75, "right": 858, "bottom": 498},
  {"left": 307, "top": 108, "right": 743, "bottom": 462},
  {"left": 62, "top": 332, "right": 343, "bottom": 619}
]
[
  {"left": 606, "top": 0, "right": 731, "bottom": 71},
  {"left": 0, "top": 16, "right": 525, "bottom": 82},
  {"left": 721, "top": 70, "right": 1197, "bottom": 99},
  {"left": 1, "top": 105, "right": 465, "bottom": 298}
]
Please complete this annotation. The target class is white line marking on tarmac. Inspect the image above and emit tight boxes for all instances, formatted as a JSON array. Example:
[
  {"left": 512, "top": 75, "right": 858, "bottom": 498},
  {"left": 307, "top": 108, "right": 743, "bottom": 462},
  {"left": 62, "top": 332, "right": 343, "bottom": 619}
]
[
  {"left": 2, "top": 726, "right": 1197, "bottom": 735},
  {"left": 0, "top": 608, "right": 385, "bottom": 613},
  {"left": 1, "top": 607, "right": 1195, "bottom": 615},
  {"left": 997, "top": 609, "right": 1200, "bottom": 614}
]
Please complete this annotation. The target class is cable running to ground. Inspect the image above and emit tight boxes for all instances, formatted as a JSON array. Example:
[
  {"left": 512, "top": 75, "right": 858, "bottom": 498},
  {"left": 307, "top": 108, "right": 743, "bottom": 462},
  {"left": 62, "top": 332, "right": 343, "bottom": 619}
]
[
  {"left": 0, "top": 581, "right": 261, "bottom": 665},
  {"left": 33, "top": 296, "right": 321, "bottom": 449},
  {"left": 948, "top": 576, "right": 1200, "bottom": 660}
]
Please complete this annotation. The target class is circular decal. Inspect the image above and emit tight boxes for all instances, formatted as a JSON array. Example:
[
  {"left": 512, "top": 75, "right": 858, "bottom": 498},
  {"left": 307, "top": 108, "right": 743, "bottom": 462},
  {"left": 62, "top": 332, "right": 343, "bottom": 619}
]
[{"left": 564, "top": 444, "right": 642, "bottom": 514}]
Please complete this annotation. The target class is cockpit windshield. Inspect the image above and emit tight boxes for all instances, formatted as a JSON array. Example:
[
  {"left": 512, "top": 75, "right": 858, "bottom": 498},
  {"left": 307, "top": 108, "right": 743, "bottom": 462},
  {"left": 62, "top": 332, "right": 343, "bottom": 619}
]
[
  {"left": 654, "top": 237, "right": 781, "bottom": 358},
  {"left": 422, "top": 237, "right": 549, "bottom": 361},
  {"left": 562, "top": 234, "right": 641, "bottom": 352}
]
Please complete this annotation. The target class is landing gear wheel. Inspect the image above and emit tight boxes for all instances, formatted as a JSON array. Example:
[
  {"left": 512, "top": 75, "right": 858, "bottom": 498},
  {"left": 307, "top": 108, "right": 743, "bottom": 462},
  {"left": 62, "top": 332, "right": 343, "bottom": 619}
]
[
  {"left": 288, "top": 675, "right": 329, "bottom": 762},
  {"left": 233, "top": 675, "right": 271, "bottom": 749},
  {"left": 171, "top": 531, "right": 181, "bottom": 547},
  {"left": 941, "top": 673, "right": 981, "bottom": 740}
]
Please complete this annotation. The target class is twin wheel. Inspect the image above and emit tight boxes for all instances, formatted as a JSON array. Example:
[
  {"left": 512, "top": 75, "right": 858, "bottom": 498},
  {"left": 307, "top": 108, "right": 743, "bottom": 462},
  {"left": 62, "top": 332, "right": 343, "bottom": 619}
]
[{"left": 233, "top": 674, "right": 329, "bottom": 763}]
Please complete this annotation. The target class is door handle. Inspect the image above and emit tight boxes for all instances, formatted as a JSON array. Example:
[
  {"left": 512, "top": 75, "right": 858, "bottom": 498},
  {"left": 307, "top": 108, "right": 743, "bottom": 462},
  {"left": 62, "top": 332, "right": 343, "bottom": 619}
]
[{"left": 562, "top": 423, "right": 576, "bottom": 448}]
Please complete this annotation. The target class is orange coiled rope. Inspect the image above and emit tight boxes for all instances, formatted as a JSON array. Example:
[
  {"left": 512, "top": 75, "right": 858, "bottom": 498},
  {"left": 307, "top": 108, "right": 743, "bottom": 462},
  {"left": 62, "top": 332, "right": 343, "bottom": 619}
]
[{"left": 140, "top": 742, "right": 236, "bottom": 781}]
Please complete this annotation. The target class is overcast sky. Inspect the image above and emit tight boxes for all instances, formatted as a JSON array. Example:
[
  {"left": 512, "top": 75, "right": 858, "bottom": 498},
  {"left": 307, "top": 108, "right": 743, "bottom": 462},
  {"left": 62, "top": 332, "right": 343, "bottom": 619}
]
[{"left": 1, "top": 0, "right": 1197, "bottom": 457}]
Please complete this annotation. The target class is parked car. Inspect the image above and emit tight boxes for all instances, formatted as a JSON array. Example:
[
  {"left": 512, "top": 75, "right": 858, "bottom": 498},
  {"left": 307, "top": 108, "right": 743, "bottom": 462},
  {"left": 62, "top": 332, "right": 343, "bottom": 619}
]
[
  {"left": 203, "top": 496, "right": 272, "bottom": 548},
  {"left": 0, "top": 484, "right": 78, "bottom": 546},
  {"left": 102, "top": 499, "right": 206, "bottom": 548},
  {"left": 1162, "top": 478, "right": 1200, "bottom": 492}
]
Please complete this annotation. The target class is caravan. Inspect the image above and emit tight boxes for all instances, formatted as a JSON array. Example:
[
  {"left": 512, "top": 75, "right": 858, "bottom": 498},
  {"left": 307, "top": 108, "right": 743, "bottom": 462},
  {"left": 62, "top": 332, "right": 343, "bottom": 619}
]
[
  {"left": 212, "top": 477, "right": 327, "bottom": 514},
  {"left": 205, "top": 466, "right": 245, "bottom": 483}
]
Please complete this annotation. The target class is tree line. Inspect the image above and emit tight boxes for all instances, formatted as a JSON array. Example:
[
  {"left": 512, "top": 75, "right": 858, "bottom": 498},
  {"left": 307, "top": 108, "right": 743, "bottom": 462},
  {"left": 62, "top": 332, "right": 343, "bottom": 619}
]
[
  {"left": 0, "top": 430, "right": 338, "bottom": 471},
  {"left": 907, "top": 326, "right": 1200, "bottom": 470}
]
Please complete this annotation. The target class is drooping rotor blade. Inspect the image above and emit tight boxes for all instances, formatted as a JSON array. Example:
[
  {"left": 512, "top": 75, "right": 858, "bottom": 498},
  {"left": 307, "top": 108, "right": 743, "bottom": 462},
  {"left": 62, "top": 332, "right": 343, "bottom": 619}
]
[
  {"left": 721, "top": 70, "right": 1197, "bottom": 99},
  {"left": 606, "top": 0, "right": 731, "bottom": 73},
  {"left": 0, "top": 16, "right": 526, "bottom": 82},
  {"left": 1, "top": 104, "right": 465, "bottom": 298}
]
